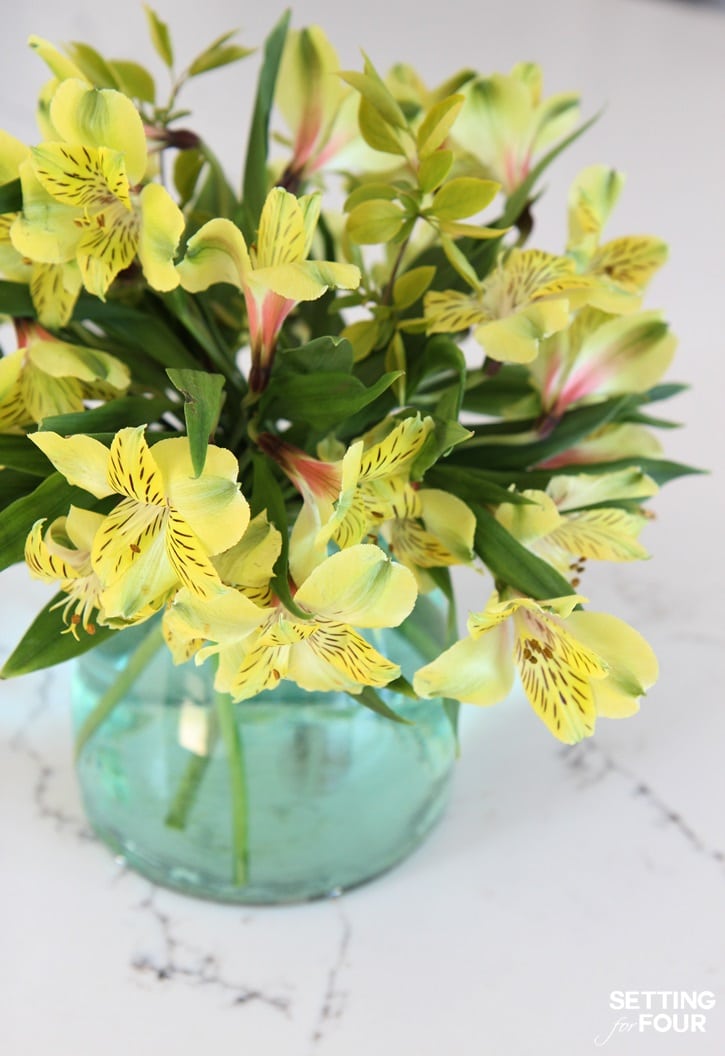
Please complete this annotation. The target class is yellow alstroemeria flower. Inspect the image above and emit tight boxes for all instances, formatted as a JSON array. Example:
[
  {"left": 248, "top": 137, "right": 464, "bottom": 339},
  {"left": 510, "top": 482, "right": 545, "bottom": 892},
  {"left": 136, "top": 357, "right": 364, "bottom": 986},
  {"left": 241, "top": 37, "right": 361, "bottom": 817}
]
[
  {"left": 453, "top": 63, "right": 579, "bottom": 194},
  {"left": 532, "top": 307, "right": 677, "bottom": 419},
  {"left": 260, "top": 415, "right": 433, "bottom": 583},
  {"left": 538, "top": 422, "right": 663, "bottom": 471},
  {"left": 495, "top": 485, "right": 652, "bottom": 584},
  {"left": 414, "top": 591, "right": 658, "bottom": 744},
  {"left": 176, "top": 187, "right": 360, "bottom": 391},
  {"left": 0, "top": 321, "right": 129, "bottom": 432},
  {"left": 166, "top": 544, "right": 418, "bottom": 700},
  {"left": 384, "top": 486, "right": 476, "bottom": 591},
  {"left": 276, "top": 26, "right": 361, "bottom": 182},
  {"left": 10, "top": 79, "right": 184, "bottom": 300},
  {"left": 0, "top": 129, "right": 82, "bottom": 327},
  {"left": 425, "top": 249, "right": 592, "bottom": 364},
  {"left": 25, "top": 506, "right": 106, "bottom": 637},
  {"left": 28, "top": 426, "right": 250, "bottom": 623},
  {"left": 567, "top": 165, "right": 668, "bottom": 313}
]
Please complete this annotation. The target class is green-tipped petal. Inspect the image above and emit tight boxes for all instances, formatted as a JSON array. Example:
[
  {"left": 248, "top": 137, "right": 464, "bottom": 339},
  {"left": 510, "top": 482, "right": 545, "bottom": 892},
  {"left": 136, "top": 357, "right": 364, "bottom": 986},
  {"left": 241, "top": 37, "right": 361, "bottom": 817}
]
[
  {"left": 176, "top": 218, "right": 250, "bottom": 292},
  {"left": 414, "top": 627, "right": 515, "bottom": 706},
  {"left": 49, "top": 79, "right": 147, "bottom": 185}
]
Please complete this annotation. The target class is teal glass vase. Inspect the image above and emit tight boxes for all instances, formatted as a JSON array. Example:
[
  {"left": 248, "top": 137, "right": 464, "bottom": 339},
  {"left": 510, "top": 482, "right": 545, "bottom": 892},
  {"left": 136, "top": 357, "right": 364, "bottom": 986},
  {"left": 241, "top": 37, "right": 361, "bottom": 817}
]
[{"left": 71, "top": 593, "right": 457, "bottom": 903}]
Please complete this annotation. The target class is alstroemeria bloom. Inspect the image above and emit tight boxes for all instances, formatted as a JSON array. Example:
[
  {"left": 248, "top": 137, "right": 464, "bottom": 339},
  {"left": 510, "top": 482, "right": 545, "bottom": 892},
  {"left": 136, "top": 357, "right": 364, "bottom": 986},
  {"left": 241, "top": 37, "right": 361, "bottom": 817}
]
[
  {"left": 10, "top": 79, "right": 184, "bottom": 299},
  {"left": 453, "top": 64, "right": 579, "bottom": 194},
  {"left": 29, "top": 427, "right": 250, "bottom": 623},
  {"left": 261, "top": 415, "right": 433, "bottom": 583},
  {"left": 0, "top": 129, "right": 82, "bottom": 327},
  {"left": 532, "top": 307, "right": 677, "bottom": 419},
  {"left": 384, "top": 486, "right": 476, "bottom": 591},
  {"left": 25, "top": 506, "right": 106, "bottom": 637},
  {"left": 414, "top": 591, "right": 658, "bottom": 744},
  {"left": 176, "top": 187, "right": 360, "bottom": 391},
  {"left": 538, "top": 422, "right": 663, "bottom": 471},
  {"left": 276, "top": 26, "right": 360, "bottom": 184},
  {"left": 0, "top": 321, "right": 129, "bottom": 431},
  {"left": 167, "top": 544, "right": 418, "bottom": 700},
  {"left": 425, "top": 249, "right": 592, "bottom": 364},
  {"left": 567, "top": 165, "right": 668, "bottom": 313},
  {"left": 495, "top": 484, "right": 652, "bottom": 581}
]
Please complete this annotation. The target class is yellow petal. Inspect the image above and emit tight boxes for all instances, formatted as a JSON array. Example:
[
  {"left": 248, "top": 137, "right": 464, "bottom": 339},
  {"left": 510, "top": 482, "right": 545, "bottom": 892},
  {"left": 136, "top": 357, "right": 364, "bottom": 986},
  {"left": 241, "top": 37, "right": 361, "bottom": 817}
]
[
  {"left": 137, "top": 183, "right": 184, "bottom": 291},
  {"left": 30, "top": 262, "right": 82, "bottom": 328},
  {"left": 49, "top": 79, "right": 147, "bottom": 185},
  {"left": 29, "top": 431, "right": 112, "bottom": 498},
  {"left": 414, "top": 628, "right": 515, "bottom": 706},
  {"left": 165, "top": 509, "right": 223, "bottom": 599},
  {"left": 295, "top": 544, "right": 417, "bottom": 628},
  {"left": 513, "top": 608, "right": 606, "bottom": 743},
  {"left": 565, "top": 610, "right": 658, "bottom": 717},
  {"left": 107, "top": 426, "right": 166, "bottom": 504},
  {"left": 176, "top": 217, "right": 250, "bottom": 292},
  {"left": 290, "top": 621, "right": 400, "bottom": 692},
  {"left": 256, "top": 188, "right": 307, "bottom": 267}
]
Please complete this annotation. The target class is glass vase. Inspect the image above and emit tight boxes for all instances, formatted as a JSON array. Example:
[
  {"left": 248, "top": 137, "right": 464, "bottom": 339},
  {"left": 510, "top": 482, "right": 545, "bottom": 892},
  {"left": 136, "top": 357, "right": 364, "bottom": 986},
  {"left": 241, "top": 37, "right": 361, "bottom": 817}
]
[{"left": 71, "top": 593, "right": 457, "bottom": 903}]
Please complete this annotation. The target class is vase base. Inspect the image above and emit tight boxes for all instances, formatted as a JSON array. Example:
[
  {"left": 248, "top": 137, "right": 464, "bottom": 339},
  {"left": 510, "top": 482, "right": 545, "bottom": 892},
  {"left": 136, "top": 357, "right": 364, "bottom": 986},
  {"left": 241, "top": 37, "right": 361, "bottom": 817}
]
[{"left": 85, "top": 788, "right": 450, "bottom": 904}]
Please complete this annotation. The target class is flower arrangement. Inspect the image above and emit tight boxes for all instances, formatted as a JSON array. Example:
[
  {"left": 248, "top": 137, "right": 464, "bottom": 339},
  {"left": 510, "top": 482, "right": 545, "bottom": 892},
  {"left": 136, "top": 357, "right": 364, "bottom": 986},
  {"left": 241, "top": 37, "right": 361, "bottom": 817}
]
[{"left": 0, "top": 8, "right": 694, "bottom": 758}]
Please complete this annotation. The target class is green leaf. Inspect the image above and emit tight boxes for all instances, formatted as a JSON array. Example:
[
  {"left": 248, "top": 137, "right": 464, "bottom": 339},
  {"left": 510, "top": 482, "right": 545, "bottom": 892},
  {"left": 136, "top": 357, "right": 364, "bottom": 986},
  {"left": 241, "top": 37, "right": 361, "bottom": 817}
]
[
  {"left": 276, "top": 335, "right": 354, "bottom": 376},
  {"left": 385, "top": 332, "right": 407, "bottom": 404},
  {"left": 241, "top": 10, "right": 290, "bottom": 240},
  {"left": 344, "top": 182, "right": 399, "bottom": 211},
  {"left": 40, "top": 396, "right": 176, "bottom": 436},
  {"left": 66, "top": 41, "right": 120, "bottom": 88},
  {"left": 0, "top": 280, "right": 33, "bottom": 318},
  {"left": 424, "top": 464, "right": 534, "bottom": 506},
  {"left": 393, "top": 266, "right": 436, "bottom": 310},
  {"left": 470, "top": 503, "right": 574, "bottom": 599},
  {"left": 0, "top": 178, "right": 23, "bottom": 215},
  {"left": 1, "top": 593, "right": 117, "bottom": 679},
  {"left": 418, "top": 149, "right": 454, "bottom": 193},
  {"left": 73, "top": 293, "right": 200, "bottom": 370},
  {"left": 188, "top": 42, "right": 254, "bottom": 78},
  {"left": 351, "top": 685, "right": 412, "bottom": 724},
  {"left": 259, "top": 370, "right": 401, "bottom": 432},
  {"left": 250, "top": 453, "right": 306, "bottom": 617},
  {"left": 173, "top": 148, "right": 204, "bottom": 206},
  {"left": 109, "top": 60, "right": 156, "bottom": 103},
  {"left": 0, "top": 470, "right": 39, "bottom": 512},
  {"left": 430, "top": 177, "right": 499, "bottom": 221},
  {"left": 0, "top": 435, "right": 52, "bottom": 476},
  {"left": 0, "top": 473, "right": 98, "bottom": 572},
  {"left": 340, "top": 61, "right": 407, "bottom": 129},
  {"left": 357, "top": 98, "right": 407, "bottom": 156},
  {"left": 463, "top": 366, "right": 537, "bottom": 415},
  {"left": 144, "top": 5, "right": 174, "bottom": 68},
  {"left": 347, "top": 199, "right": 406, "bottom": 244},
  {"left": 416, "top": 95, "right": 464, "bottom": 157},
  {"left": 166, "top": 368, "right": 226, "bottom": 476},
  {"left": 411, "top": 417, "right": 472, "bottom": 479}
]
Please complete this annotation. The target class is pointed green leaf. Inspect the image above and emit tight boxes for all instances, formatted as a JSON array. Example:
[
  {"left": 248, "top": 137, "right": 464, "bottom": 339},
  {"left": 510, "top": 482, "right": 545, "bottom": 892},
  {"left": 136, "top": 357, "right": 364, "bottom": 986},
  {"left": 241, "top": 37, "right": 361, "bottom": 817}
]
[
  {"left": 166, "top": 368, "right": 225, "bottom": 477},
  {"left": 0, "top": 178, "right": 23, "bottom": 214},
  {"left": 241, "top": 10, "right": 291, "bottom": 240},
  {"left": 393, "top": 266, "right": 436, "bottom": 310},
  {"left": 430, "top": 177, "right": 499, "bottom": 221},
  {"left": 144, "top": 5, "right": 174, "bottom": 67},
  {"left": 188, "top": 43, "right": 254, "bottom": 78},
  {"left": 416, "top": 95, "right": 464, "bottom": 157},
  {"left": 418, "top": 149, "right": 454, "bottom": 193},
  {"left": 471, "top": 502, "right": 574, "bottom": 599},
  {"left": 0, "top": 473, "right": 98, "bottom": 572},
  {"left": 109, "top": 60, "right": 156, "bottom": 103},
  {"left": 351, "top": 685, "right": 412, "bottom": 724},
  {"left": 1, "top": 593, "right": 116, "bottom": 679},
  {"left": 40, "top": 396, "right": 176, "bottom": 436},
  {"left": 347, "top": 200, "right": 406, "bottom": 244}
]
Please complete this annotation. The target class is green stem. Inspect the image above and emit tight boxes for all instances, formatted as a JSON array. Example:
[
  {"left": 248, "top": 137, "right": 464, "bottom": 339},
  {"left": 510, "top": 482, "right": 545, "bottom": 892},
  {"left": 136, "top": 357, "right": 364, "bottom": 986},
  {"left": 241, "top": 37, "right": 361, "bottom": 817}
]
[
  {"left": 164, "top": 716, "right": 219, "bottom": 830},
  {"left": 214, "top": 690, "right": 249, "bottom": 886},
  {"left": 74, "top": 622, "right": 166, "bottom": 762}
]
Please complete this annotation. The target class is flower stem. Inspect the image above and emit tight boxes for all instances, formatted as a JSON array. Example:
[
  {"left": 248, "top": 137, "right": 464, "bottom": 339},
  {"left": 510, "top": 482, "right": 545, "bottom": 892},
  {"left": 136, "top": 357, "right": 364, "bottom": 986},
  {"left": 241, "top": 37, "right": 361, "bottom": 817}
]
[
  {"left": 164, "top": 717, "right": 219, "bottom": 830},
  {"left": 74, "top": 621, "right": 166, "bottom": 762},
  {"left": 214, "top": 691, "right": 249, "bottom": 887}
]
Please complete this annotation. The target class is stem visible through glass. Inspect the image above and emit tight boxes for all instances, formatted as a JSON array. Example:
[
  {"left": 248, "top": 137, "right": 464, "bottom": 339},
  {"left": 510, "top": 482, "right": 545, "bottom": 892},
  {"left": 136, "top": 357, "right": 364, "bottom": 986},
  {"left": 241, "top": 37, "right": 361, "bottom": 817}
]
[{"left": 214, "top": 690, "right": 249, "bottom": 886}]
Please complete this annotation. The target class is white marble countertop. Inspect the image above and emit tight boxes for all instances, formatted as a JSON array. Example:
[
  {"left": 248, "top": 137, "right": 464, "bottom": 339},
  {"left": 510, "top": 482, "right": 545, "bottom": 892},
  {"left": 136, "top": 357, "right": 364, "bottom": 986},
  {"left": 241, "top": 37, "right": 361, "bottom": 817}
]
[{"left": 2, "top": 0, "right": 724, "bottom": 1052}]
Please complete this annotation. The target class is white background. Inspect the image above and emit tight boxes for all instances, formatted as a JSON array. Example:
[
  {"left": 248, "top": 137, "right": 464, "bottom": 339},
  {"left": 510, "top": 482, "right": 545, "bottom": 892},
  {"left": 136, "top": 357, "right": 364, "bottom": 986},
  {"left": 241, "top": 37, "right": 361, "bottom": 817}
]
[{"left": 1, "top": 0, "right": 724, "bottom": 1053}]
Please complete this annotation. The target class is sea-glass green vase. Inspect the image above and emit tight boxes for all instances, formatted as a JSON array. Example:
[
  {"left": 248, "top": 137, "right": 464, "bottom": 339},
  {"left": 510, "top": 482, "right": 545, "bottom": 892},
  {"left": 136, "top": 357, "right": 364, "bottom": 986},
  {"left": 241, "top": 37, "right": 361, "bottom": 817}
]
[{"left": 71, "top": 593, "right": 457, "bottom": 903}]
